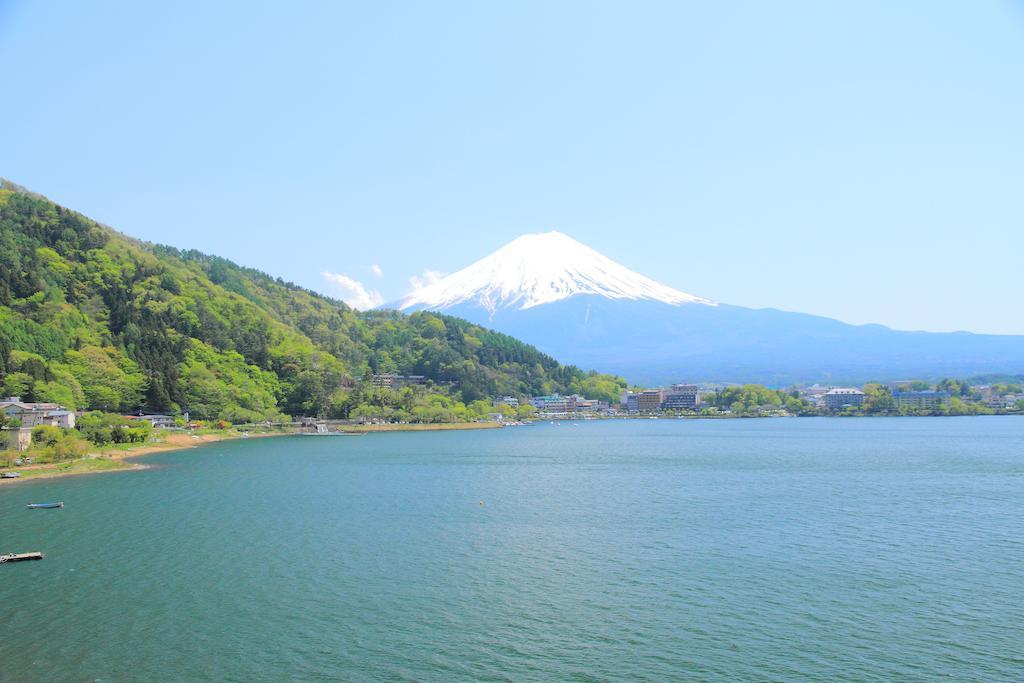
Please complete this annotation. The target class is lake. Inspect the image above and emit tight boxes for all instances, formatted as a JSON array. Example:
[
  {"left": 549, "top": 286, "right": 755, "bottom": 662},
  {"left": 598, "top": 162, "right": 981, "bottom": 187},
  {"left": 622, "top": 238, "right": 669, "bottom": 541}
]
[{"left": 1, "top": 418, "right": 1022, "bottom": 681}]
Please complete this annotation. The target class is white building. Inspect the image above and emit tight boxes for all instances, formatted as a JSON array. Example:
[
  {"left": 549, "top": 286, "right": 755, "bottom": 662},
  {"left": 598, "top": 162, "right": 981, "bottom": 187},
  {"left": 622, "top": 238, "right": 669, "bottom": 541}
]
[
  {"left": 139, "top": 414, "right": 176, "bottom": 429},
  {"left": 0, "top": 398, "right": 75, "bottom": 429}
]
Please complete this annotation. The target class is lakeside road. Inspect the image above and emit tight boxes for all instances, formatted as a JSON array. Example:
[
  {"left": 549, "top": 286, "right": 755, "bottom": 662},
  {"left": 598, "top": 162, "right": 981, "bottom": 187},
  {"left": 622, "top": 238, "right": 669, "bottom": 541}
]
[
  {"left": 0, "top": 422, "right": 506, "bottom": 483},
  {"left": 336, "top": 422, "right": 504, "bottom": 433}
]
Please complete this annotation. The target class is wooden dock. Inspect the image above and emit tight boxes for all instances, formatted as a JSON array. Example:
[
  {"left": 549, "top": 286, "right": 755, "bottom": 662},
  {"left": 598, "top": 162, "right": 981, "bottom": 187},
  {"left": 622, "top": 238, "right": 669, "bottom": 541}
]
[{"left": 0, "top": 552, "right": 44, "bottom": 563}]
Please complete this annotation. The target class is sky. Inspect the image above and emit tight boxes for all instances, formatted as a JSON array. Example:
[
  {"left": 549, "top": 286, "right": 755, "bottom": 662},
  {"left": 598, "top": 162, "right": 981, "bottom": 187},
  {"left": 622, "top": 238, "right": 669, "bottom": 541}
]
[{"left": 1, "top": 1, "right": 1023, "bottom": 333}]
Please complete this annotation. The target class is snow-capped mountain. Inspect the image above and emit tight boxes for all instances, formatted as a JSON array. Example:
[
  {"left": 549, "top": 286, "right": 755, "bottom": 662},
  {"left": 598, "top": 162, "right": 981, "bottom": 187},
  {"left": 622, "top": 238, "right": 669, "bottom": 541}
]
[
  {"left": 394, "top": 231, "right": 713, "bottom": 314},
  {"left": 386, "top": 232, "right": 1024, "bottom": 385}
]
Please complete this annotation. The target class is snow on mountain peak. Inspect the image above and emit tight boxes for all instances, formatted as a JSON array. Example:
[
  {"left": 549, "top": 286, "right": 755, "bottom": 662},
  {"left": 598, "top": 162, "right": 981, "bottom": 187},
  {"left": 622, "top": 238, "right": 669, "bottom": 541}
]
[{"left": 394, "top": 231, "right": 715, "bottom": 313}]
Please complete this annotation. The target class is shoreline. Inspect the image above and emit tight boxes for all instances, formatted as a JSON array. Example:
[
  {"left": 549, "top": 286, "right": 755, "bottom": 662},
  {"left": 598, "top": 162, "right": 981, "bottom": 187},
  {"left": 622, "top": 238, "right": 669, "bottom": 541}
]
[
  {"left": 0, "top": 421, "right": 503, "bottom": 484},
  {"left": 0, "top": 430, "right": 293, "bottom": 484},
  {"left": 6, "top": 413, "right": 1015, "bottom": 484},
  {"left": 112, "top": 430, "right": 289, "bottom": 461}
]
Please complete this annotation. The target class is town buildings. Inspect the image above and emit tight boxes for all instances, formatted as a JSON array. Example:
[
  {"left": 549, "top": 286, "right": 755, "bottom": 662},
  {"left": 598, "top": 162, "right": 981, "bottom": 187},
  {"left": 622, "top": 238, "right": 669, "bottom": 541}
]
[
  {"left": 662, "top": 384, "right": 698, "bottom": 410},
  {"left": 370, "top": 374, "right": 427, "bottom": 390},
  {"left": 6, "top": 427, "right": 32, "bottom": 451},
  {"left": 525, "top": 394, "right": 610, "bottom": 416},
  {"left": 529, "top": 394, "right": 570, "bottom": 413},
  {"left": 892, "top": 391, "right": 951, "bottom": 410},
  {"left": 1, "top": 397, "right": 77, "bottom": 451},
  {"left": 0, "top": 397, "right": 76, "bottom": 429},
  {"left": 974, "top": 386, "right": 1023, "bottom": 410},
  {"left": 636, "top": 389, "right": 665, "bottom": 412},
  {"left": 1004, "top": 393, "right": 1024, "bottom": 410},
  {"left": 797, "top": 384, "right": 830, "bottom": 408},
  {"left": 573, "top": 397, "right": 609, "bottom": 412},
  {"left": 620, "top": 384, "right": 702, "bottom": 413},
  {"left": 131, "top": 414, "right": 177, "bottom": 429},
  {"left": 823, "top": 388, "right": 865, "bottom": 411}
]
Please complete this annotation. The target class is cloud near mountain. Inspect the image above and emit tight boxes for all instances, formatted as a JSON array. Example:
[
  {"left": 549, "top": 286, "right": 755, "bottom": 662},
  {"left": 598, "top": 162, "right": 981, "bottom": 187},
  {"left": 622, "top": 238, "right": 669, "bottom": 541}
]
[
  {"left": 407, "top": 269, "right": 446, "bottom": 294},
  {"left": 321, "top": 271, "right": 383, "bottom": 310}
]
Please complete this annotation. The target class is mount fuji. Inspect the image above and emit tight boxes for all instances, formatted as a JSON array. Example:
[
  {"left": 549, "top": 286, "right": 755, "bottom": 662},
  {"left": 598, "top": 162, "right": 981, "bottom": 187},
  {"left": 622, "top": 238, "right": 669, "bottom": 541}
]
[{"left": 387, "top": 232, "right": 1024, "bottom": 385}]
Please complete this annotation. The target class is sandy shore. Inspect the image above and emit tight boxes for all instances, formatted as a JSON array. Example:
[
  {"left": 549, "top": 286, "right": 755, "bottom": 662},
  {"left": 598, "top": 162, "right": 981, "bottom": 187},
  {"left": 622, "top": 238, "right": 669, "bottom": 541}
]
[
  {"left": 107, "top": 430, "right": 287, "bottom": 460},
  {"left": 0, "top": 430, "right": 290, "bottom": 483}
]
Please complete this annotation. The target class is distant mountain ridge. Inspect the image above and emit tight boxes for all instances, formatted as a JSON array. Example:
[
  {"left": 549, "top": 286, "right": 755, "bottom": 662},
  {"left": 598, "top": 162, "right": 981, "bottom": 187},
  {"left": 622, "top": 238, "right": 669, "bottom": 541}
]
[{"left": 386, "top": 232, "right": 1024, "bottom": 385}]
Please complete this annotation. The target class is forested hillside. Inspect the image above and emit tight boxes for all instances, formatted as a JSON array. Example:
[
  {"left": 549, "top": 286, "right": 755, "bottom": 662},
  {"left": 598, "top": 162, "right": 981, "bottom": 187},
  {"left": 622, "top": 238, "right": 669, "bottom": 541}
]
[{"left": 0, "top": 180, "right": 623, "bottom": 421}]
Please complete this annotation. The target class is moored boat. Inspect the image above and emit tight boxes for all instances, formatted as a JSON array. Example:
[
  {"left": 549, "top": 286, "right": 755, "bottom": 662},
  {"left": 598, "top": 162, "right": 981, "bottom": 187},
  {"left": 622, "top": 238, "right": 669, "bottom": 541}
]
[
  {"left": 1, "top": 472, "right": 21, "bottom": 479},
  {"left": 26, "top": 502, "right": 63, "bottom": 509},
  {"left": 0, "top": 552, "right": 44, "bottom": 563}
]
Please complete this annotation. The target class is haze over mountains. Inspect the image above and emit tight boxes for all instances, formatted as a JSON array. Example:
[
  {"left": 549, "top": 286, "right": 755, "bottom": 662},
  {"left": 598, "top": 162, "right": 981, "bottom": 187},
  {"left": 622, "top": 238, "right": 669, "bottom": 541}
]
[{"left": 388, "top": 232, "right": 1024, "bottom": 385}]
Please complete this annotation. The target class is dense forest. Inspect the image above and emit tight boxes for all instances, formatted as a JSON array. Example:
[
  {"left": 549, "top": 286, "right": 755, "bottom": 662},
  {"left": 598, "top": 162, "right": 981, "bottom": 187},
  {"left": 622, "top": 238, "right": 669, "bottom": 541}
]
[{"left": 0, "top": 180, "right": 624, "bottom": 422}]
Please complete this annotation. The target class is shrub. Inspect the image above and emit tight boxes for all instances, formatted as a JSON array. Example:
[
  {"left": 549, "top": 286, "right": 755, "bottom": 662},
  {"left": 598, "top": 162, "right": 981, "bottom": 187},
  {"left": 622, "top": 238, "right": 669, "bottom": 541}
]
[{"left": 31, "top": 425, "right": 64, "bottom": 447}]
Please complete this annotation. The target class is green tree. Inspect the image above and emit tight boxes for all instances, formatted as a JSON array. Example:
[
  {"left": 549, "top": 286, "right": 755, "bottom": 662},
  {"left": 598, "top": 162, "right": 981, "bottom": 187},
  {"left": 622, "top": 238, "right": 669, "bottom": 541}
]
[
  {"left": 65, "top": 346, "right": 147, "bottom": 412},
  {"left": 1, "top": 372, "right": 33, "bottom": 399},
  {"left": 515, "top": 404, "right": 538, "bottom": 420},
  {"left": 861, "top": 384, "right": 893, "bottom": 414}
]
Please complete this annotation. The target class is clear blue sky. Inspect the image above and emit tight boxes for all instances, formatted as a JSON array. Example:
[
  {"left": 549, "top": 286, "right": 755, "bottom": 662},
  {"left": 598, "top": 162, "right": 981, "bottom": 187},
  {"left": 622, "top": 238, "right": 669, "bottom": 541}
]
[{"left": 2, "top": 1, "right": 1022, "bottom": 332}]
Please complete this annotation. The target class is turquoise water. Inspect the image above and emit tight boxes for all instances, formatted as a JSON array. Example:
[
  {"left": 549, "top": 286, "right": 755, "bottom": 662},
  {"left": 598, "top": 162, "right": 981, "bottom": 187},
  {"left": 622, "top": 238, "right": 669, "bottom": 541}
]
[{"left": 1, "top": 418, "right": 1022, "bottom": 681}]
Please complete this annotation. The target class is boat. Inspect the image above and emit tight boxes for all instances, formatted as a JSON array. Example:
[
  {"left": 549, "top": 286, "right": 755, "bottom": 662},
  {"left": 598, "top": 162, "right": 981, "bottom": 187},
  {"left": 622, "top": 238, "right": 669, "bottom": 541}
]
[
  {"left": 0, "top": 552, "right": 43, "bottom": 563},
  {"left": 26, "top": 502, "right": 64, "bottom": 510},
  {"left": 1, "top": 472, "right": 21, "bottom": 479}
]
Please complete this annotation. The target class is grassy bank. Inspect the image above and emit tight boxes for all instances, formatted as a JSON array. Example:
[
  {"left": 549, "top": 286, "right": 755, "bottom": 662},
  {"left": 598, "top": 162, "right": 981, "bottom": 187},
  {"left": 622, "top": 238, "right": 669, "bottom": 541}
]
[{"left": 8, "top": 456, "right": 139, "bottom": 481}]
